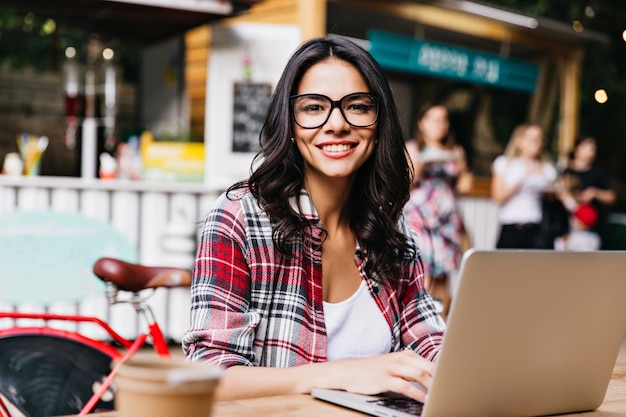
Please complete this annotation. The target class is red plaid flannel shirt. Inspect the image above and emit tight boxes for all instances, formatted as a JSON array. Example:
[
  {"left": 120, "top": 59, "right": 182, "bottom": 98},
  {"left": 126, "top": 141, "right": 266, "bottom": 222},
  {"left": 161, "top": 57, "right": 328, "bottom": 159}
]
[{"left": 182, "top": 188, "right": 445, "bottom": 367}]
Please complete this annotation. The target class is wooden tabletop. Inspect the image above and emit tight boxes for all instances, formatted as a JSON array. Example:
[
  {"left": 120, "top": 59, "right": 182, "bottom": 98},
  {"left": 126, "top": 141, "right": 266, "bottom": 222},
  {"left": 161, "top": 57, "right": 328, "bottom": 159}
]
[{"left": 67, "top": 362, "right": 626, "bottom": 417}]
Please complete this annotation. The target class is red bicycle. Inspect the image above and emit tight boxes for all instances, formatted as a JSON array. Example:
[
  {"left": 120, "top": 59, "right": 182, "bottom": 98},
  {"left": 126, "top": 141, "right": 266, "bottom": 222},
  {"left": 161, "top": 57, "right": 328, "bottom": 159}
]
[{"left": 0, "top": 258, "right": 191, "bottom": 417}]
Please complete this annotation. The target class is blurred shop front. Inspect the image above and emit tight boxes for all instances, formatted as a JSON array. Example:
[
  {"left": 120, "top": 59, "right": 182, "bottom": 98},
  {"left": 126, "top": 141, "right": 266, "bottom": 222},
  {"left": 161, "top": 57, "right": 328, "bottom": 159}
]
[
  {"left": 0, "top": 0, "right": 611, "bottom": 341},
  {"left": 0, "top": 0, "right": 610, "bottom": 256},
  {"left": 198, "top": 0, "right": 606, "bottom": 249},
  {"left": 216, "top": 0, "right": 606, "bottom": 180},
  {"left": 322, "top": 1, "right": 606, "bottom": 178},
  {"left": 0, "top": 0, "right": 264, "bottom": 258},
  {"left": 0, "top": 0, "right": 264, "bottom": 343}
]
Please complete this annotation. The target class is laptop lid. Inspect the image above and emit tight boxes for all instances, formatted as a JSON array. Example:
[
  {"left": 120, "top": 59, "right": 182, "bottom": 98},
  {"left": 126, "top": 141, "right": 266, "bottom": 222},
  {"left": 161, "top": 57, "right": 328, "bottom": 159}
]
[
  {"left": 312, "top": 249, "right": 626, "bottom": 417},
  {"left": 423, "top": 249, "right": 626, "bottom": 417}
]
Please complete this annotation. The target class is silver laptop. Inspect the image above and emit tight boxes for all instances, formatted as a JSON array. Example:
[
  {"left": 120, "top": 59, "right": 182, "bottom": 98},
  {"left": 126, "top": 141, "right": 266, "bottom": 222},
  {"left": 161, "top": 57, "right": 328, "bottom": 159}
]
[{"left": 312, "top": 249, "right": 626, "bottom": 417}]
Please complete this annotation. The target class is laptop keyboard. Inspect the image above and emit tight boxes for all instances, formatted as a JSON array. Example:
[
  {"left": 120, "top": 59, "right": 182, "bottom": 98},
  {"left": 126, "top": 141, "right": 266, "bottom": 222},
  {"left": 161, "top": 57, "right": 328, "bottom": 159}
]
[{"left": 368, "top": 397, "right": 424, "bottom": 415}]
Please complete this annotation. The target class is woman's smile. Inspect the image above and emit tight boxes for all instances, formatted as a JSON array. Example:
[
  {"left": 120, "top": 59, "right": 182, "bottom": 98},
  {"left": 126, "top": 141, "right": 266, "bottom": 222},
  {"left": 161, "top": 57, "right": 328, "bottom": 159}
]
[{"left": 318, "top": 141, "right": 358, "bottom": 157}]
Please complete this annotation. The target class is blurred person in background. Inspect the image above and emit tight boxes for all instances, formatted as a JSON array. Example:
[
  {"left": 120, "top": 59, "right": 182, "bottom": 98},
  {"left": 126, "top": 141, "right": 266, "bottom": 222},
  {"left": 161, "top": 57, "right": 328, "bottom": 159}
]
[
  {"left": 557, "top": 135, "right": 615, "bottom": 248},
  {"left": 491, "top": 123, "right": 558, "bottom": 249},
  {"left": 403, "top": 103, "right": 469, "bottom": 317},
  {"left": 553, "top": 202, "right": 601, "bottom": 251}
]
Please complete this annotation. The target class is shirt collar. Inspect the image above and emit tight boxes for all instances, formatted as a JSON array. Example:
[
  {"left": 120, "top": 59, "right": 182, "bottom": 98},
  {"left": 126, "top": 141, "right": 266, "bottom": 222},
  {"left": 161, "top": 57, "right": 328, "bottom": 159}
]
[{"left": 289, "top": 188, "right": 319, "bottom": 221}]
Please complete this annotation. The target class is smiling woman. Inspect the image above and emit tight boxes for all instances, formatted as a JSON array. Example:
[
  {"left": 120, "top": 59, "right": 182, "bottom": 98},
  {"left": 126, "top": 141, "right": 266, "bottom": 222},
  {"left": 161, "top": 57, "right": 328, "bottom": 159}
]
[{"left": 182, "top": 36, "right": 445, "bottom": 404}]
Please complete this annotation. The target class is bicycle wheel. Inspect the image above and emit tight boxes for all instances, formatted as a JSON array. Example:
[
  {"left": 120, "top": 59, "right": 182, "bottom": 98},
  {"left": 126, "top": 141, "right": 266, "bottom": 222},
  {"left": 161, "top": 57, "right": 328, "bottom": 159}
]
[{"left": 0, "top": 332, "right": 117, "bottom": 417}]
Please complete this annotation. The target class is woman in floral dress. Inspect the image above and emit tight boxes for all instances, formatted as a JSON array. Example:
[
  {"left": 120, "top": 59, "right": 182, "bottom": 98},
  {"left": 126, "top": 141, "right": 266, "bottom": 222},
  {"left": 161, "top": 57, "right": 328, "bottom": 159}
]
[{"left": 404, "top": 104, "right": 467, "bottom": 315}]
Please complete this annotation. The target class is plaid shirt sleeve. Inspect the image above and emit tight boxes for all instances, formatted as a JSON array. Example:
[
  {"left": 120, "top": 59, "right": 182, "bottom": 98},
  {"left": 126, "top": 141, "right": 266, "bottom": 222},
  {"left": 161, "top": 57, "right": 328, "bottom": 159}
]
[
  {"left": 182, "top": 189, "right": 327, "bottom": 368},
  {"left": 182, "top": 192, "right": 259, "bottom": 367}
]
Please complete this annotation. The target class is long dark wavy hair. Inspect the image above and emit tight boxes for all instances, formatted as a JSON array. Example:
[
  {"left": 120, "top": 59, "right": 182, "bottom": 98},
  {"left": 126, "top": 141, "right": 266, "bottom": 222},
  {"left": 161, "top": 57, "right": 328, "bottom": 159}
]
[{"left": 228, "top": 36, "right": 415, "bottom": 286}]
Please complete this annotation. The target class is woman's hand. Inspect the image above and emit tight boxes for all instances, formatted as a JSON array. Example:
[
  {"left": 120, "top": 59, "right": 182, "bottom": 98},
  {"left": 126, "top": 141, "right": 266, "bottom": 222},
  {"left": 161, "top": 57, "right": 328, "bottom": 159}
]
[
  {"left": 579, "top": 187, "right": 600, "bottom": 204},
  {"left": 214, "top": 350, "right": 436, "bottom": 402},
  {"left": 328, "top": 350, "right": 435, "bottom": 403}
]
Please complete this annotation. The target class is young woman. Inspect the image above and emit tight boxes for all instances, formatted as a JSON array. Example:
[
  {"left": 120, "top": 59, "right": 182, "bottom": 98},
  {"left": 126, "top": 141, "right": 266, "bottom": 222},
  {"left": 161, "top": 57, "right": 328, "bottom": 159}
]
[
  {"left": 491, "top": 123, "right": 558, "bottom": 249},
  {"left": 182, "top": 37, "right": 445, "bottom": 403},
  {"left": 403, "top": 104, "right": 468, "bottom": 315},
  {"left": 560, "top": 135, "right": 615, "bottom": 234}
]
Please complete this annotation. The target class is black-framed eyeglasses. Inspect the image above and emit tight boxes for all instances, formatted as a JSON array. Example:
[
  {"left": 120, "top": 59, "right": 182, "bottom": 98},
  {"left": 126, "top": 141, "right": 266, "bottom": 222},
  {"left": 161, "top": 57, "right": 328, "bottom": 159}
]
[{"left": 290, "top": 92, "right": 378, "bottom": 129}]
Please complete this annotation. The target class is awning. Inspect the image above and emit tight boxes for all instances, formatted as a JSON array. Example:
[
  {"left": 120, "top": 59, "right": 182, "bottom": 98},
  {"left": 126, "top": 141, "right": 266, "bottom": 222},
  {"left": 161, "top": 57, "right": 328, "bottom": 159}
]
[
  {"left": 0, "top": 0, "right": 263, "bottom": 44},
  {"left": 327, "top": 0, "right": 609, "bottom": 61}
]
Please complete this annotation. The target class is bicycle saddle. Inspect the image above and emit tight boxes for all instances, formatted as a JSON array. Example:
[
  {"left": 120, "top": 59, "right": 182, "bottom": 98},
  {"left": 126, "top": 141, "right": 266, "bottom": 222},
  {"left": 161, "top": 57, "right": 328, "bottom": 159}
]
[{"left": 93, "top": 257, "right": 192, "bottom": 292}]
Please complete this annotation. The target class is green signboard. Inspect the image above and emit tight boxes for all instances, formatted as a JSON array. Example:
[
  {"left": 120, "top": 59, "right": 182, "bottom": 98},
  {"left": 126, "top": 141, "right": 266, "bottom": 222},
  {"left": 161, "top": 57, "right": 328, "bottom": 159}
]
[{"left": 368, "top": 30, "right": 539, "bottom": 93}]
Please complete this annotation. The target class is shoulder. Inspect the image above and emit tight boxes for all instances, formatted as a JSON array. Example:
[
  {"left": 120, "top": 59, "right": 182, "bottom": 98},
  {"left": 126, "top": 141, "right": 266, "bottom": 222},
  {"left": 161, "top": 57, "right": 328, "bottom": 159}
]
[
  {"left": 492, "top": 155, "right": 508, "bottom": 172},
  {"left": 405, "top": 139, "right": 420, "bottom": 153},
  {"left": 589, "top": 165, "right": 610, "bottom": 181},
  {"left": 203, "top": 188, "right": 274, "bottom": 248},
  {"left": 212, "top": 187, "right": 251, "bottom": 212},
  {"left": 206, "top": 188, "right": 262, "bottom": 226}
]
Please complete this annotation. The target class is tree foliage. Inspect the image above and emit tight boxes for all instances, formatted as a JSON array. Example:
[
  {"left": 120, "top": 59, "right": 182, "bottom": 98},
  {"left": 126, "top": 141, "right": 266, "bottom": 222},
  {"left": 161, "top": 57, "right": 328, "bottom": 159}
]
[{"left": 0, "top": 10, "right": 138, "bottom": 82}]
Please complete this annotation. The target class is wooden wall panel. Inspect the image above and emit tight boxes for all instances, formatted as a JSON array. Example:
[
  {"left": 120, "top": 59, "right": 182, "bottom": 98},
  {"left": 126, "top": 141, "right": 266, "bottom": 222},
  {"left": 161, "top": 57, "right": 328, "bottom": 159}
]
[{"left": 185, "top": 25, "right": 212, "bottom": 140}]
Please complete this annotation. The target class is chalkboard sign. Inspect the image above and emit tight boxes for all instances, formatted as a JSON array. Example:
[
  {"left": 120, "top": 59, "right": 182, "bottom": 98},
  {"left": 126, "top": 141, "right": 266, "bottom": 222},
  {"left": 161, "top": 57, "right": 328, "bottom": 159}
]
[{"left": 232, "top": 82, "right": 272, "bottom": 153}]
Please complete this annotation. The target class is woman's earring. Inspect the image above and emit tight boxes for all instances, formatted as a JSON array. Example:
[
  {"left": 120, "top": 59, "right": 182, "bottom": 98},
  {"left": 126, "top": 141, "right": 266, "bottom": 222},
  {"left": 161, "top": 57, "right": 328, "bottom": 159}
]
[{"left": 291, "top": 137, "right": 295, "bottom": 143}]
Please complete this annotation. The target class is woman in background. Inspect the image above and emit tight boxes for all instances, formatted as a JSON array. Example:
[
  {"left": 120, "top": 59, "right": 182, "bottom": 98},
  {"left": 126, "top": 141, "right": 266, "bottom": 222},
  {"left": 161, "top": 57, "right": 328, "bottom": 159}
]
[
  {"left": 559, "top": 135, "right": 615, "bottom": 244},
  {"left": 403, "top": 103, "right": 468, "bottom": 315},
  {"left": 491, "top": 123, "right": 557, "bottom": 249}
]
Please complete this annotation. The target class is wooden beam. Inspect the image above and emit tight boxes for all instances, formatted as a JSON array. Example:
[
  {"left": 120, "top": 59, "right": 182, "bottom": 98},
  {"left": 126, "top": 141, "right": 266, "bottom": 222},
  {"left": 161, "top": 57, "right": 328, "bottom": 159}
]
[
  {"left": 557, "top": 48, "right": 584, "bottom": 166},
  {"left": 222, "top": 0, "right": 298, "bottom": 25},
  {"left": 298, "top": 0, "right": 326, "bottom": 41},
  {"left": 185, "top": 25, "right": 212, "bottom": 140}
]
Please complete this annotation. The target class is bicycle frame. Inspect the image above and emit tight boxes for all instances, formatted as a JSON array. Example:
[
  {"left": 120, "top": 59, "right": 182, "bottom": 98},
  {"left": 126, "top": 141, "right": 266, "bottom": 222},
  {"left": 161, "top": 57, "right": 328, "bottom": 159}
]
[{"left": 0, "top": 287, "right": 171, "bottom": 416}]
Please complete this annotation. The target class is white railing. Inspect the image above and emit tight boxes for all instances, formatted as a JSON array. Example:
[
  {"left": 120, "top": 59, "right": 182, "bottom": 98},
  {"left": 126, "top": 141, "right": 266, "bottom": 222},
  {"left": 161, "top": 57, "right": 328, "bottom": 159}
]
[
  {"left": 0, "top": 176, "right": 498, "bottom": 344},
  {"left": 458, "top": 196, "right": 499, "bottom": 250},
  {"left": 0, "top": 176, "right": 222, "bottom": 344}
]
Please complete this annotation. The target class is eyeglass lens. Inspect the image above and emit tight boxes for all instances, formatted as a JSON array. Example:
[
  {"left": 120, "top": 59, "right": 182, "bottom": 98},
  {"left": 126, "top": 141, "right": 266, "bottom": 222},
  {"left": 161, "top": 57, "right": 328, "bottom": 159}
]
[{"left": 292, "top": 93, "right": 378, "bottom": 129}]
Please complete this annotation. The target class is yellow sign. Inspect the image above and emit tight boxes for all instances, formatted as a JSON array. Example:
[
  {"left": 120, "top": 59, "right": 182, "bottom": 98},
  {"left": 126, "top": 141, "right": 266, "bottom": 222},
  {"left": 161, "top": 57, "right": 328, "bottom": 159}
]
[{"left": 140, "top": 131, "right": 204, "bottom": 182}]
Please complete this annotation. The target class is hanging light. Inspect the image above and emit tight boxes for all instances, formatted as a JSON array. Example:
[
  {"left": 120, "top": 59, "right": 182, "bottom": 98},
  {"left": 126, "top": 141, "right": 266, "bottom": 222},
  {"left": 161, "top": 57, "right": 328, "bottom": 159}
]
[
  {"left": 102, "top": 48, "right": 114, "bottom": 61},
  {"left": 65, "top": 46, "right": 76, "bottom": 59},
  {"left": 594, "top": 89, "right": 608, "bottom": 104},
  {"left": 572, "top": 20, "right": 584, "bottom": 32}
]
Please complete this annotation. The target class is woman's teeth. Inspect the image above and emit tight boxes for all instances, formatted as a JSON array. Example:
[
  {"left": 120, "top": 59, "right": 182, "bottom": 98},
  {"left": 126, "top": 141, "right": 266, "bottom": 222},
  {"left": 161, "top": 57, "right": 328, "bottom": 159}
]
[{"left": 321, "top": 144, "right": 352, "bottom": 152}]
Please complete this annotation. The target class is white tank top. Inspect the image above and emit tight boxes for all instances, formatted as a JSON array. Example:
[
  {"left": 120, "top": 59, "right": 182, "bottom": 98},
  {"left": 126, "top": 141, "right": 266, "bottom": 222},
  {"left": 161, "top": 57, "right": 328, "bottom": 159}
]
[{"left": 323, "top": 280, "right": 392, "bottom": 361}]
